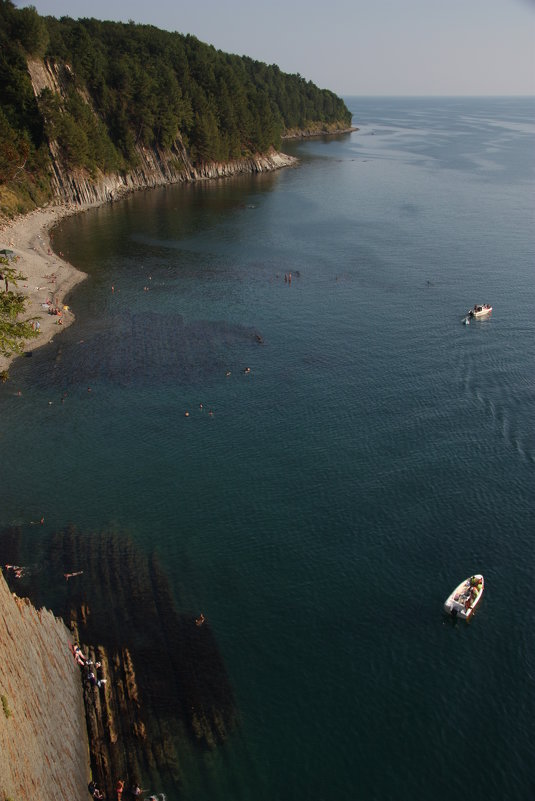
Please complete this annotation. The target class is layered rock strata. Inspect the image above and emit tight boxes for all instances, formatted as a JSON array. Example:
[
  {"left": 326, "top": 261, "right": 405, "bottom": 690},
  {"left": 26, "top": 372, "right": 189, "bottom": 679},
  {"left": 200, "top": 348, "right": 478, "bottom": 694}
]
[
  {"left": 0, "top": 572, "right": 90, "bottom": 800},
  {"left": 27, "top": 58, "right": 297, "bottom": 207}
]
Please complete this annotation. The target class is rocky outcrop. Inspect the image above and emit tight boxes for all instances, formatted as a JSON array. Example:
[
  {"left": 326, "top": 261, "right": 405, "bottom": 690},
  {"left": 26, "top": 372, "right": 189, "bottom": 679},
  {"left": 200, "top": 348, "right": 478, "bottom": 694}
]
[
  {"left": 282, "top": 123, "right": 358, "bottom": 139},
  {"left": 26, "top": 58, "right": 297, "bottom": 207},
  {"left": 0, "top": 572, "right": 90, "bottom": 801},
  {"left": 0, "top": 525, "right": 238, "bottom": 800}
]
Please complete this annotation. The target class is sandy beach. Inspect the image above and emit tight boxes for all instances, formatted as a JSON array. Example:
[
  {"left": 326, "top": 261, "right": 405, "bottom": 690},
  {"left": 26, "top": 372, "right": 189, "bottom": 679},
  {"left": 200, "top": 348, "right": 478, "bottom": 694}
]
[{"left": 0, "top": 204, "right": 89, "bottom": 374}]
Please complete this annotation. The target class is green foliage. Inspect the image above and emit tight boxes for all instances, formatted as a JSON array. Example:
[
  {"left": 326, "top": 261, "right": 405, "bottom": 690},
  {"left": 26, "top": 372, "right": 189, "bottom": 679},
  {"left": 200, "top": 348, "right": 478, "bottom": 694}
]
[
  {"left": 13, "top": 4, "right": 49, "bottom": 56},
  {"left": 0, "top": 258, "right": 39, "bottom": 357},
  {"left": 0, "top": 2, "right": 352, "bottom": 197},
  {"left": 1, "top": 693, "right": 12, "bottom": 718},
  {"left": 40, "top": 15, "right": 351, "bottom": 166},
  {"left": 0, "top": 108, "right": 30, "bottom": 183},
  {"left": 0, "top": 1, "right": 52, "bottom": 213}
]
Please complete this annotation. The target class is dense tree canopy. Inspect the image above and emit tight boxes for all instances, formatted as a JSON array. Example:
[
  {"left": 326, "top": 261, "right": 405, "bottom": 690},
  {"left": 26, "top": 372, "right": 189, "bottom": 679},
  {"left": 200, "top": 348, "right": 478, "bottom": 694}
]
[{"left": 0, "top": 0, "right": 352, "bottom": 213}]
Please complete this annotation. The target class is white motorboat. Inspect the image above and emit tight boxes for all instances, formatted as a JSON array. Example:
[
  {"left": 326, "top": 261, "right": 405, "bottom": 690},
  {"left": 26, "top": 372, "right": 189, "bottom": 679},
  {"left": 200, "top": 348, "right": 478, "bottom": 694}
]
[
  {"left": 468, "top": 304, "right": 492, "bottom": 319},
  {"left": 444, "top": 574, "right": 484, "bottom": 620}
]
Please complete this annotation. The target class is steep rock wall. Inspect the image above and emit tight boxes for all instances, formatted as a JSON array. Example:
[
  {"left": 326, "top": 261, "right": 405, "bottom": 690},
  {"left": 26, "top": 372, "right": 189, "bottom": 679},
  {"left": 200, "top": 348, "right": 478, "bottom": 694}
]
[
  {"left": 27, "top": 59, "right": 297, "bottom": 207},
  {"left": 0, "top": 573, "right": 90, "bottom": 800}
]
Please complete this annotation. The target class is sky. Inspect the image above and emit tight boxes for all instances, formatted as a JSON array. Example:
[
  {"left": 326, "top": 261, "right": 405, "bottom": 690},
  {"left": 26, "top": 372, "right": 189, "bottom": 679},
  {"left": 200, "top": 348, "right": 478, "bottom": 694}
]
[{"left": 15, "top": 0, "right": 535, "bottom": 96}]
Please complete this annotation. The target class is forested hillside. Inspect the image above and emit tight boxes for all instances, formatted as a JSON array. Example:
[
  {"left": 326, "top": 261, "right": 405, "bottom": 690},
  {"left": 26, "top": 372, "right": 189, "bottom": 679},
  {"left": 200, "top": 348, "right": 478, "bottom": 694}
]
[{"left": 0, "top": 0, "right": 352, "bottom": 215}]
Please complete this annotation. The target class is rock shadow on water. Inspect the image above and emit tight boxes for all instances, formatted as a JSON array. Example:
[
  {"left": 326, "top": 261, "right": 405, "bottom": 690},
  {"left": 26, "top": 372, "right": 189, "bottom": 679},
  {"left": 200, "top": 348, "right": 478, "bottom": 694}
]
[{"left": 0, "top": 524, "right": 237, "bottom": 799}]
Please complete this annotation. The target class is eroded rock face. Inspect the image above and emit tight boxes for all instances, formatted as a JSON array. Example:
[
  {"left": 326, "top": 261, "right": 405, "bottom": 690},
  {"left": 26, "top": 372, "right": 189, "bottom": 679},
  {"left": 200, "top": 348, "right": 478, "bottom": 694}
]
[
  {"left": 0, "top": 573, "right": 90, "bottom": 801},
  {"left": 27, "top": 58, "right": 297, "bottom": 207}
]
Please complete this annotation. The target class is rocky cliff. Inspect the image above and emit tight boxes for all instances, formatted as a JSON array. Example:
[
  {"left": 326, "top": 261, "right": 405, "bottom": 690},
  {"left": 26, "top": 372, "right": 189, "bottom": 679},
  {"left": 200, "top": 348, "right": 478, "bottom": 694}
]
[
  {"left": 0, "top": 572, "right": 90, "bottom": 801},
  {"left": 27, "top": 58, "right": 297, "bottom": 207}
]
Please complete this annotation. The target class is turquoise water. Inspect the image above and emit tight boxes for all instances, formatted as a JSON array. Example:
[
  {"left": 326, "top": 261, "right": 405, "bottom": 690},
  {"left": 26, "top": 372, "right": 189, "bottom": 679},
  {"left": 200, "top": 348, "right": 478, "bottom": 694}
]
[{"left": 1, "top": 97, "right": 535, "bottom": 800}]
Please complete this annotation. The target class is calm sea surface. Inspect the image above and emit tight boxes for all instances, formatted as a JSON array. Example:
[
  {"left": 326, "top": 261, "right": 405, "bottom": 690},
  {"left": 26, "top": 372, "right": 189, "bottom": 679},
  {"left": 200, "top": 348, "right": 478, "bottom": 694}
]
[{"left": 1, "top": 97, "right": 534, "bottom": 800}]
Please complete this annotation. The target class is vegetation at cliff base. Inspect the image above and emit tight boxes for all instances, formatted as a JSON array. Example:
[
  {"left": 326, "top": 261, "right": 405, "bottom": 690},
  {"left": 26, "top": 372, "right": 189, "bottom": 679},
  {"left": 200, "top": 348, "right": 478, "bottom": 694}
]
[
  {"left": 0, "top": 0, "right": 352, "bottom": 215},
  {"left": 0, "top": 257, "right": 39, "bottom": 358}
]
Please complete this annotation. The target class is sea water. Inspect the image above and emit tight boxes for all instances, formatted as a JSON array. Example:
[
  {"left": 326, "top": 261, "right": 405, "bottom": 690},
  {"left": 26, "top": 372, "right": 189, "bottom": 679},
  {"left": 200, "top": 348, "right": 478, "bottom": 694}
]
[{"left": 1, "top": 97, "right": 534, "bottom": 800}]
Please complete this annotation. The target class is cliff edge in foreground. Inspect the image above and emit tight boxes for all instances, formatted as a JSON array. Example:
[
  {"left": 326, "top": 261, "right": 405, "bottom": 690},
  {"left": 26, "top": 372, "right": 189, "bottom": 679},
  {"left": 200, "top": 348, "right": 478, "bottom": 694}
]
[{"left": 0, "top": 572, "right": 90, "bottom": 800}]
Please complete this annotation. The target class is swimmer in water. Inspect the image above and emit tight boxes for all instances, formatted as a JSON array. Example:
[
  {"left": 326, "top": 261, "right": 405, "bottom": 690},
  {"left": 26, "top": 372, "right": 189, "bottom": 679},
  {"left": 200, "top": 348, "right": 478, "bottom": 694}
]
[{"left": 64, "top": 570, "right": 84, "bottom": 581}]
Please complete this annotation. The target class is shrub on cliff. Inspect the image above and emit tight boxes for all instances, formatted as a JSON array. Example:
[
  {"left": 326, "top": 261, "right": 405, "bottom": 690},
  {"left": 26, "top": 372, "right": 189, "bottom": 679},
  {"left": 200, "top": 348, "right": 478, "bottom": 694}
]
[{"left": 1, "top": 692, "right": 12, "bottom": 718}]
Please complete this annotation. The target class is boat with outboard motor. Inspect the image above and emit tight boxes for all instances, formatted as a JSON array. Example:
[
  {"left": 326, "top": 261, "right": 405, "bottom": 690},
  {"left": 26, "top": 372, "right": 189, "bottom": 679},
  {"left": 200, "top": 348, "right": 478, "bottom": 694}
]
[
  {"left": 444, "top": 574, "right": 484, "bottom": 620},
  {"left": 468, "top": 304, "right": 492, "bottom": 319}
]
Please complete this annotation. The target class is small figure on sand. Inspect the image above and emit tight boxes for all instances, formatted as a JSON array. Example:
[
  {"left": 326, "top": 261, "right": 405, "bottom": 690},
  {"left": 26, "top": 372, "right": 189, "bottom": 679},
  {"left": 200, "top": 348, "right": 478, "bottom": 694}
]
[{"left": 195, "top": 613, "right": 205, "bottom": 627}]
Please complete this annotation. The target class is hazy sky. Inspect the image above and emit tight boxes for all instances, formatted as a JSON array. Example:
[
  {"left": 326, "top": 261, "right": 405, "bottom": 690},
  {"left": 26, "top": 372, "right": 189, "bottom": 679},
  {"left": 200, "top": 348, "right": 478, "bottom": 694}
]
[{"left": 15, "top": 0, "right": 535, "bottom": 96}]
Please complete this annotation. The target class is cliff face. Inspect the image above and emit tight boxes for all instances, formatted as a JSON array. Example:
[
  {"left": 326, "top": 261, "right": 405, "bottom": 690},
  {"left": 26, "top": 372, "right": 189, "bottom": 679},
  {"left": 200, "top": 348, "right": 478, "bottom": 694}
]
[
  {"left": 0, "top": 572, "right": 90, "bottom": 800},
  {"left": 27, "top": 58, "right": 297, "bottom": 207}
]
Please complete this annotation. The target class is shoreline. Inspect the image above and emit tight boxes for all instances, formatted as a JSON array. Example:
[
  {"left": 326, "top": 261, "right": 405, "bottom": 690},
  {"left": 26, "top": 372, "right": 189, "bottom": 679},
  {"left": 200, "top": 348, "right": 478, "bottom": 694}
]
[
  {"left": 0, "top": 202, "right": 92, "bottom": 374},
  {"left": 0, "top": 148, "right": 302, "bottom": 376},
  {"left": 0, "top": 123, "right": 359, "bottom": 374}
]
